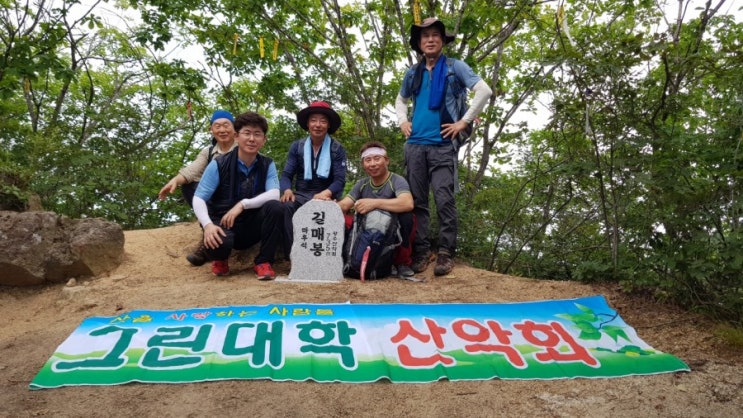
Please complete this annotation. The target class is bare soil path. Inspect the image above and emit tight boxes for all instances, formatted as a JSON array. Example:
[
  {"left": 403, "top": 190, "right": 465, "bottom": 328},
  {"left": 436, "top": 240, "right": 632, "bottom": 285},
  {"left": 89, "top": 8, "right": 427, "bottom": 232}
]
[{"left": 1, "top": 222, "right": 741, "bottom": 417}]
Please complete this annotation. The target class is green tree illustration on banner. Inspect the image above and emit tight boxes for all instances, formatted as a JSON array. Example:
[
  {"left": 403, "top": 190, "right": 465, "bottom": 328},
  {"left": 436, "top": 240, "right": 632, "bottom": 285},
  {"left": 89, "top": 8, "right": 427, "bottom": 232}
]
[{"left": 556, "top": 303, "right": 630, "bottom": 342}]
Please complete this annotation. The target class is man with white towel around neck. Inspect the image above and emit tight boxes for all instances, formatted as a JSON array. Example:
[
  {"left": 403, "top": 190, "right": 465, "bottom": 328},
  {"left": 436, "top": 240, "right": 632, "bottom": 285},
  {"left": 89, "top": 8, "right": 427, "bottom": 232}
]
[{"left": 278, "top": 101, "right": 348, "bottom": 258}]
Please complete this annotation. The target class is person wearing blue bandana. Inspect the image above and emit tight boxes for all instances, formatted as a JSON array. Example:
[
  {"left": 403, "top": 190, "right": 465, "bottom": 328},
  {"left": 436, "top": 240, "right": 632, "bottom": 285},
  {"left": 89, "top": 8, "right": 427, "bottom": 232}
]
[
  {"left": 278, "top": 101, "right": 348, "bottom": 257},
  {"left": 158, "top": 109, "right": 238, "bottom": 267},
  {"left": 395, "top": 17, "right": 492, "bottom": 277}
]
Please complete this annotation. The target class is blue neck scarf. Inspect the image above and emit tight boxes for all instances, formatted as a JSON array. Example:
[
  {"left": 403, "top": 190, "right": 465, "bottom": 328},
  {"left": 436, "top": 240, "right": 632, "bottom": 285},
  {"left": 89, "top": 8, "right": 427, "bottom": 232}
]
[
  {"left": 428, "top": 55, "right": 447, "bottom": 110},
  {"left": 303, "top": 134, "right": 332, "bottom": 180}
]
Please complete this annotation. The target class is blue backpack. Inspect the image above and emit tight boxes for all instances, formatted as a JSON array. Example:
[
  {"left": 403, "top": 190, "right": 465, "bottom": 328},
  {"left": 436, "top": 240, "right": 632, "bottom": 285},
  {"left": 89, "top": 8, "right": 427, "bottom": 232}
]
[{"left": 343, "top": 210, "right": 401, "bottom": 280}]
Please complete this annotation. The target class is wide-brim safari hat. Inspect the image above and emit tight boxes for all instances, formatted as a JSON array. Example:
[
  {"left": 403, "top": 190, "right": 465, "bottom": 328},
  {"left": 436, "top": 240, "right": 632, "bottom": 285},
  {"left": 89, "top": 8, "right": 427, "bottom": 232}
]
[
  {"left": 296, "top": 101, "right": 342, "bottom": 134},
  {"left": 409, "top": 17, "right": 456, "bottom": 54}
]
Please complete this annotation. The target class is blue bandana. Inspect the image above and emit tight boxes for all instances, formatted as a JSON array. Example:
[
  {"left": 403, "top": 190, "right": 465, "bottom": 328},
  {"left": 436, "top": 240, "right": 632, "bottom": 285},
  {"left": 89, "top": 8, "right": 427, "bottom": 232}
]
[{"left": 210, "top": 110, "right": 234, "bottom": 124}]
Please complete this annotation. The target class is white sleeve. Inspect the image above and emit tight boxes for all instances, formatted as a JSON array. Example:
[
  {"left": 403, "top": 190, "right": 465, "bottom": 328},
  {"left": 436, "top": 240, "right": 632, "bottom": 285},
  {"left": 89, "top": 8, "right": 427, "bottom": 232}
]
[
  {"left": 193, "top": 196, "right": 213, "bottom": 228},
  {"left": 461, "top": 79, "right": 492, "bottom": 123},
  {"left": 240, "top": 188, "right": 280, "bottom": 210},
  {"left": 395, "top": 93, "right": 410, "bottom": 126}
]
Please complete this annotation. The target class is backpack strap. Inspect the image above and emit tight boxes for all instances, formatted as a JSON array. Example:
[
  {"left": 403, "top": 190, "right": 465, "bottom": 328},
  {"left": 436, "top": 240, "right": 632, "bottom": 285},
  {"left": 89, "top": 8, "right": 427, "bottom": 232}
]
[
  {"left": 408, "top": 58, "right": 472, "bottom": 150},
  {"left": 445, "top": 57, "right": 465, "bottom": 91},
  {"left": 206, "top": 144, "right": 216, "bottom": 164},
  {"left": 410, "top": 58, "right": 465, "bottom": 117}
]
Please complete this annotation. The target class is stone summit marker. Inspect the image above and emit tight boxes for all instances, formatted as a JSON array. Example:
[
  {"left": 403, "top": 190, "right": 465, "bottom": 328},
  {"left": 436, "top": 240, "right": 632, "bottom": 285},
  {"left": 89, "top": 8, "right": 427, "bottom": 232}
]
[{"left": 282, "top": 200, "right": 345, "bottom": 283}]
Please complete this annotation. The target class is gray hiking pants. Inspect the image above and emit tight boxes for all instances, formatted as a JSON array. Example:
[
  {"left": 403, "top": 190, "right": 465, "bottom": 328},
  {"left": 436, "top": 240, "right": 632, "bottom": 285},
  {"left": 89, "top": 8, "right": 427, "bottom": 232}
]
[{"left": 403, "top": 142, "right": 458, "bottom": 257}]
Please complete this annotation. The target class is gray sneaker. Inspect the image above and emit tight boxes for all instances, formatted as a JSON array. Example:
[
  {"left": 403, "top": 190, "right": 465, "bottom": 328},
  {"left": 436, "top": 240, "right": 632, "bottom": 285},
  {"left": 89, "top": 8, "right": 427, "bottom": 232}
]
[{"left": 397, "top": 264, "right": 415, "bottom": 278}]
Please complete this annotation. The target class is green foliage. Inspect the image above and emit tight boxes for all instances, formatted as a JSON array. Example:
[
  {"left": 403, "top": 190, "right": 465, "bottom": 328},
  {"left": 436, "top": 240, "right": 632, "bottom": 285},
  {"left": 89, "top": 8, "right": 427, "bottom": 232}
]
[
  {"left": 1, "top": 0, "right": 742, "bottom": 324},
  {"left": 454, "top": 0, "right": 743, "bottom": 323},
  {"left": 0, "top": 0, "right": 216, "bottom": 228},
  {"left": 0, "top": 155, "right": 32, "bottom": 211}
]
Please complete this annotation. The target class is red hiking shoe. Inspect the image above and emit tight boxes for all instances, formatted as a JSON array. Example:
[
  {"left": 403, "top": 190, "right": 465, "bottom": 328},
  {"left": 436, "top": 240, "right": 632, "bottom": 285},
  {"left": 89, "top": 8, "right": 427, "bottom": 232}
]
[
  {"left": 211, "top": 260, "right": 229, "bottom": 276},
  {"left": 253, "top": 262, "right": 276, "bottom": 281}
]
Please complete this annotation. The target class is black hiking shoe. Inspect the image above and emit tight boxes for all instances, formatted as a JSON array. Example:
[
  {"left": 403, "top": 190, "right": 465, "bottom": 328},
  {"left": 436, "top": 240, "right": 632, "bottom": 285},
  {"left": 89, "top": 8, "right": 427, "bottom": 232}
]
[
  {"left": 434, "top": 253, "right": 454, "bottom": 276},
  {"left": 186, "top": 241, "right": 207, "bottom": 266},
  {"left": 411, "top": 251, "right": 432, "bottom": 273}
]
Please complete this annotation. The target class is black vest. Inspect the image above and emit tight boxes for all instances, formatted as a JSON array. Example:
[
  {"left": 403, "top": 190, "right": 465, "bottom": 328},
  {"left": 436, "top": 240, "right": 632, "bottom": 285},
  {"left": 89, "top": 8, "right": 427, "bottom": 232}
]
[{"left": 208, "top": 148, "right": 272, "bottom": 219}]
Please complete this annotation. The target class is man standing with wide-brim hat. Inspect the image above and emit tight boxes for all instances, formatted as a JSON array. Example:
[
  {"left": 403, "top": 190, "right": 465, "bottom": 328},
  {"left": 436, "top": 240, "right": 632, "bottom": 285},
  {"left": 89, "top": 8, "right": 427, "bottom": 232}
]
[
  {"left": 395, "top": 17, "right": 492, "bottom": 277},
  {"left": 278, "top": 101, "right": 348, "bottom": 256}
]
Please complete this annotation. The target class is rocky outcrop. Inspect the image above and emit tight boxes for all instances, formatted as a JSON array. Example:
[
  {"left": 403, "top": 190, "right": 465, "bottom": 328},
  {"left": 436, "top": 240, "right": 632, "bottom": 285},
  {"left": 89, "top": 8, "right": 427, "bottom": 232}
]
[{"left": 0, "top": 211, "right": 124, "bottom": 286}]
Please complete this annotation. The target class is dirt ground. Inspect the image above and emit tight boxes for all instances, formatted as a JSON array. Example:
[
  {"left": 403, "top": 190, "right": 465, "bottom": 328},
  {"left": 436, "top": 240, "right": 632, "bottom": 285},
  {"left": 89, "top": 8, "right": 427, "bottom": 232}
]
[{"left": 1, "top": 222, "right": 742, "bottom": 417}]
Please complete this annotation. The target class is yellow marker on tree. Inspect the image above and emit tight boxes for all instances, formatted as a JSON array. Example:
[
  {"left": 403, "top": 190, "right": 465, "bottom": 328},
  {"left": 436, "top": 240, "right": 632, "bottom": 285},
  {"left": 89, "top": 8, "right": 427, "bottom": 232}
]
[
  {"left": 558, "top": 4, "right": 576, "bottom": 47},
  {"left": 260, "top": 36, "right": 265, "bottom": 59},
  {"left": 273, "top": 39, "right": 279, "bottom": 61}
]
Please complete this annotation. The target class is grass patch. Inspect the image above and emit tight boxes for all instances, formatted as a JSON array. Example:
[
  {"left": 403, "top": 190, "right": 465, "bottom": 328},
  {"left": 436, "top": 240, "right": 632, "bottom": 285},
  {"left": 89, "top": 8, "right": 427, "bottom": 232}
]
[{"left": 713, "top": 324, "right": 743, "bottom": 348}]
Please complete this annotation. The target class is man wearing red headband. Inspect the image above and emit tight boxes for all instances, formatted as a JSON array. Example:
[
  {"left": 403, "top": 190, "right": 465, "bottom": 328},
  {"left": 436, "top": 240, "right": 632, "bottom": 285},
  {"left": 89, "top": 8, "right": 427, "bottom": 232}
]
[{"left": 337, "top": 141, "right": 416, "bottom": 279}]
